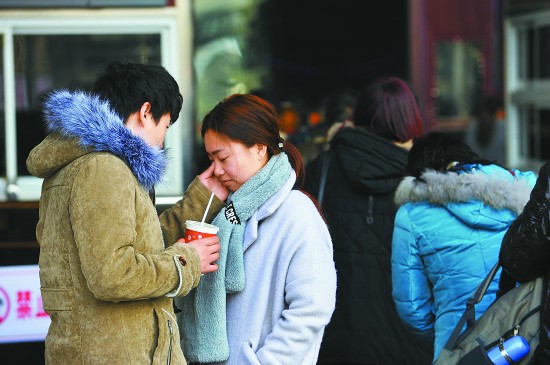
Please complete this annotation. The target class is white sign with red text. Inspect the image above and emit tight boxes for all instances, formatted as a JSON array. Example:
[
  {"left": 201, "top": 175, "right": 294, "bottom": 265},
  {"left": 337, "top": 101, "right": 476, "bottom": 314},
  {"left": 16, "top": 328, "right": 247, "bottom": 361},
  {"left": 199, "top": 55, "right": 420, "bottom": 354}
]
[{"left": 0, "top": 265, "right": 50, "bottom": 343}]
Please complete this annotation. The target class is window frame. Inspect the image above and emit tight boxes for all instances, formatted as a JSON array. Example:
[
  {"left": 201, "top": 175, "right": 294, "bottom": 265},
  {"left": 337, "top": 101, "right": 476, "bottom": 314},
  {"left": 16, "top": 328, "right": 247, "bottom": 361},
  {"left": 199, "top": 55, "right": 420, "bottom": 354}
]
[
  {"left": 505, "top": 9, "right": 550, "bottom": 170},
  {"left": 0, "top": 9, "right": 193, "bottom": 201}
]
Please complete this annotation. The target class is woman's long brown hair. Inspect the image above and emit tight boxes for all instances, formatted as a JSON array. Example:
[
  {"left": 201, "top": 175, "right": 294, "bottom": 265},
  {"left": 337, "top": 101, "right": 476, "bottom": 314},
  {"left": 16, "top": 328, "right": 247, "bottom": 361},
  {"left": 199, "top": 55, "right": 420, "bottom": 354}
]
[{"left": 201, "top": 94, "right": 326, "bottom": 220}]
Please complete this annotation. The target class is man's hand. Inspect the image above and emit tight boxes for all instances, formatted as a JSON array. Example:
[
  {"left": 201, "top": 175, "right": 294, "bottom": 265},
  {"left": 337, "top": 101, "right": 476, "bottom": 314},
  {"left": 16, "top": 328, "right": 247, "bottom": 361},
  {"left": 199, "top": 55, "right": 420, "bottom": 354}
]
[
  {"left": 198, "top": 162, "right": 229, "bottom": 201},
  {"left": 177, "top": 236, "right": 220, "bottom": 274}
]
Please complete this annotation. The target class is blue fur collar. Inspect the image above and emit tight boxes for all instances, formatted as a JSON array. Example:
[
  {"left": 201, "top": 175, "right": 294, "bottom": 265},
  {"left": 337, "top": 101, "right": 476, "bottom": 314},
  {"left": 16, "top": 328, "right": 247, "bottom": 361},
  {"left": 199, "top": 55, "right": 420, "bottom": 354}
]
[{"left": 43, "top": 90, "right": 167, "bottom": 190}]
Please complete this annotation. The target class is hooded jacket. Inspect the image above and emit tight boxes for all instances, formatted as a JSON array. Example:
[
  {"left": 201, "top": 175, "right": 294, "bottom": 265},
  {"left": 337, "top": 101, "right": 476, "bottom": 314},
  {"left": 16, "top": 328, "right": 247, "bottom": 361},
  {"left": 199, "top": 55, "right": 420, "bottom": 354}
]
[
  {"left": 304, "top": 128, "right": 433, "bottom": 365},
  {"left": 26, "top": 90, "right": 223, "bottom": 365},
  {"left": 392, "top": 164, "right": 536, "bottom": 361}
]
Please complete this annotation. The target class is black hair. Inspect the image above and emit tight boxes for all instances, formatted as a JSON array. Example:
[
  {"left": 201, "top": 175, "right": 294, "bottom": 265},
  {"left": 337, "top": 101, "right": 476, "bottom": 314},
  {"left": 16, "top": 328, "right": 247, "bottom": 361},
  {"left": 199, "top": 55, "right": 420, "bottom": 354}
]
[
  {"left": 92, "top": 61, "right": 183, "bottom": 124},
  {"left": 320, "top": 88, "right": 358, "bottom": 125},
  {"left": 407, "top": 131, "right": 495, "bottom": 178}
]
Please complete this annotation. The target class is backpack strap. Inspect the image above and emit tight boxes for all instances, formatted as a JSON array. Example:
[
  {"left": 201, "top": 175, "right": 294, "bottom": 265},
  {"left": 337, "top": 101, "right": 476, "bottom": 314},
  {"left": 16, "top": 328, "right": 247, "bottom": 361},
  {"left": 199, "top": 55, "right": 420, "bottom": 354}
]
[
  {"left": 318, "top": 150, "right": 332, "bottom": 206},
  {"left": 497, "top": 269, "right": 517, "bottom": 299},
  {"left": 443, "top": 260, "right": 501, "bottom": 350}
]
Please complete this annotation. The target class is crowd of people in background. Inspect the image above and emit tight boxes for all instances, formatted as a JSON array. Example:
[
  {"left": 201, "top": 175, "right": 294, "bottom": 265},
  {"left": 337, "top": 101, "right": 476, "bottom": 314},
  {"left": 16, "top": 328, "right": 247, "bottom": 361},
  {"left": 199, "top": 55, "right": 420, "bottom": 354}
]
[
  {"left": 30, "top": 60, "right": 550, "bottom": 365},
  {"left": 304, "top": 77, "right": 432, "bottom": 364},
  {"left": 255, "top": 77, "right": 543, "bottom": 364}
]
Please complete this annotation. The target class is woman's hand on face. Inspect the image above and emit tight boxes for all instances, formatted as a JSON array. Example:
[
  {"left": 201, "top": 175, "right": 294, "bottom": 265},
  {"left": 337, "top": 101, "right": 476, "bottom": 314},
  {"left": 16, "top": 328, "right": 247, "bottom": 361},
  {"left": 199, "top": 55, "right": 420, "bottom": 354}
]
[{"left": 198, "top": 162, "right": 229, "bottom": 201}]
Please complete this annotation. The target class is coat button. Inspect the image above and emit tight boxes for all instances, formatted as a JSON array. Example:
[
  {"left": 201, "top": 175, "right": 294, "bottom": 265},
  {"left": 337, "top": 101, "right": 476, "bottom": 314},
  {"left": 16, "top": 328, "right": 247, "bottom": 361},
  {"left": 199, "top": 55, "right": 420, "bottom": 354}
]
[{"left": 179, "top": 257, "right": 187, "bottom": 266}]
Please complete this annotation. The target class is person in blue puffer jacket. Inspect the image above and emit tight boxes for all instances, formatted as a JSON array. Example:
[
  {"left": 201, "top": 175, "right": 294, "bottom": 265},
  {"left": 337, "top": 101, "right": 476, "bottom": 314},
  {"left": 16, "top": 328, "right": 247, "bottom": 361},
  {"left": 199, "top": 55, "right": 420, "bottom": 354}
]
[{"left": 391, "top": 131, "right": 537, "bottom": 363}]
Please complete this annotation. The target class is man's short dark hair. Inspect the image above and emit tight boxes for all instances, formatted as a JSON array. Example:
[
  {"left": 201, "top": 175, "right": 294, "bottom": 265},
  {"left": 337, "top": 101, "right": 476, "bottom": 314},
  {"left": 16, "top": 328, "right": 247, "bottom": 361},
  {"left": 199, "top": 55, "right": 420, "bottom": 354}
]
[{"left": 93, "top": 61, "right": 183, "bottom": 125}]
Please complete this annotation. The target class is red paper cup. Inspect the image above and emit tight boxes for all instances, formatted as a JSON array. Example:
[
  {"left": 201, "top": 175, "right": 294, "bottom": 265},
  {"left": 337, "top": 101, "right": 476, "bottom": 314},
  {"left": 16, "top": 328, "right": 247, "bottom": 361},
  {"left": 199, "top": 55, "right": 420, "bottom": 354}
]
[{"left": 184, "top": 220, "right": 219, "bottom": 242}]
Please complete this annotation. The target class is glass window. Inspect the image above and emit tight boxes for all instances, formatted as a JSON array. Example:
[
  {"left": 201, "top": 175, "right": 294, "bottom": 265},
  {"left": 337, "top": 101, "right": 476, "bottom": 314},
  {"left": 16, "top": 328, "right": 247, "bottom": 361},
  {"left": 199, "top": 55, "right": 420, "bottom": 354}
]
[
  {"left": 505, "top": 10, "right": 550, "bottom": 170},
  {"left": 517, "top": 27, "right": 530, "bottom": 80},
  {"left": 192, "top": 2, "right": 269, "bottom": 173},
  {"left": 538, "top": 25, "right": 550, "bottom": 79},
  {"left": 434, "top": 40, "right": 483, "bottom": 119},
  {"left": 13, "top": 34, "right": 161, "bottom": 176},
  {"left": 520, "top": 106, "right": 550, "bottom": 161},
  {"left": 519, "top": 24, "right": 550, "bottom": 80}
]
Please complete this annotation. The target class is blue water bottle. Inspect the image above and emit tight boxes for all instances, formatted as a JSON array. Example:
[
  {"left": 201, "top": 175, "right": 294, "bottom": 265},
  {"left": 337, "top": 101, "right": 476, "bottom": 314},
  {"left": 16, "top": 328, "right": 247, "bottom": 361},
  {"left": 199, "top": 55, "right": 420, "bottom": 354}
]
[{"left": 486, "top": 336, "right": 530, "bottom": 365}]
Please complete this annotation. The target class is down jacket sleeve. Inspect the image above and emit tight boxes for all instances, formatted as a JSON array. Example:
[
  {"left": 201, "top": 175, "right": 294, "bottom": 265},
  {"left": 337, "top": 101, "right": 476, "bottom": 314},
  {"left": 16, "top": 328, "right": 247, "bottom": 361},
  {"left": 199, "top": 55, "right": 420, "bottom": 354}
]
[
  {"left": 391, "top": 206, "right": 435, "bottom": 337},
  {"left": 500, "top": 161, "right": 550, "bottom": 282}
]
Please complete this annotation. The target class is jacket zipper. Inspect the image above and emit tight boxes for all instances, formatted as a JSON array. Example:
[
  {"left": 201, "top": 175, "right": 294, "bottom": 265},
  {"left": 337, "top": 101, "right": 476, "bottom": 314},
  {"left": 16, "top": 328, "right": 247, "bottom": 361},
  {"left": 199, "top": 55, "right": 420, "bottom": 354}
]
[
  {"left": 167, "top": 319, "right": 173, "bottom": 365},
  {"left": 366, "top": 195, "right": 374, "bottom": 224}
]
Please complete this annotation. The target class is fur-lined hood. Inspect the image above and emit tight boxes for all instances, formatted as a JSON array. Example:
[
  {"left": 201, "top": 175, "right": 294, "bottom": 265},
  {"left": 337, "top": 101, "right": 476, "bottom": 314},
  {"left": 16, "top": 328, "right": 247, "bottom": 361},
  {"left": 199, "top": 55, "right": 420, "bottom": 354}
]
[
  {"left": 395, "top": 165, "right": 536, "bottom": 216},
  {"left": 27, "top": 90, "right": 167, "bottom": 190}
]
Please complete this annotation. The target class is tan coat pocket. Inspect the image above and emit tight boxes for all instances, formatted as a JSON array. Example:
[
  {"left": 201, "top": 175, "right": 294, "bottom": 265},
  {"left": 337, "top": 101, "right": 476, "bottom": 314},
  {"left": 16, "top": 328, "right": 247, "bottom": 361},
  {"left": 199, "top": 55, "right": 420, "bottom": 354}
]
[{"left": 41, "top": 288, "right": 75, "bottom": 311}]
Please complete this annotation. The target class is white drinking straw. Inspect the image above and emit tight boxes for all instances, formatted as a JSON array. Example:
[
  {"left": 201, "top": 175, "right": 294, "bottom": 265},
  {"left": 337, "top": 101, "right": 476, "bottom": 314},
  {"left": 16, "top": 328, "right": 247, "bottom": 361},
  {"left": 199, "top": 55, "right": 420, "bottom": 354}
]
[{"left": 201, "top": 191, "right": 216, "bottom": 225}]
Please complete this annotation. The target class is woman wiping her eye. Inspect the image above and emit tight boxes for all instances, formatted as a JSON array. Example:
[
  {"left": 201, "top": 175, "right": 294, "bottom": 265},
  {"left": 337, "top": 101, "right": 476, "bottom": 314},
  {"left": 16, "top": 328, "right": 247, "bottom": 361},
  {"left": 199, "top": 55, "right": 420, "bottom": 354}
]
[{"left": 179, "top": 93, "right": 337, "bottom": 365}]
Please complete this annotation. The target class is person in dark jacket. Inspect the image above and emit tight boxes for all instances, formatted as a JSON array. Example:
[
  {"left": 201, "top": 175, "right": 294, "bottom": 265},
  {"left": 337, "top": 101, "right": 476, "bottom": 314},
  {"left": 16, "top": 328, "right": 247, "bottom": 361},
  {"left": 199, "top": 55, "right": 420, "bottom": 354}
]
[
  {"left": 304, "top": 76, "right": 432, "bottom": 365},
  {"left": 499, "top": 161, "right": 550, "bottom": 364}
]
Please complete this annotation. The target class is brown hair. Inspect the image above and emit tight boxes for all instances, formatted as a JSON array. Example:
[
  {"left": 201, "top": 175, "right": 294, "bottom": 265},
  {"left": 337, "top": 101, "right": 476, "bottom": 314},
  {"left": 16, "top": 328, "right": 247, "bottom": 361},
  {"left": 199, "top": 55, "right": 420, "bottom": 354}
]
[
  {"left": 201, "top": 94, "right": 326, "bottom": 220},
  {"left": 201, "top": 93, "right": 305, "bottom": 188}
]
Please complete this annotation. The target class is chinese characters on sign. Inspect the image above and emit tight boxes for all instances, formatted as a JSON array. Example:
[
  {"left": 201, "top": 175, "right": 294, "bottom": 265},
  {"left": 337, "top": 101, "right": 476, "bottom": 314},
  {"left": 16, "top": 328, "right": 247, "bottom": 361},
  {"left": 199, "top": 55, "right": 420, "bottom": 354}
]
[{"left": 0, "top": 265, "right": 50, "bottom": 343}]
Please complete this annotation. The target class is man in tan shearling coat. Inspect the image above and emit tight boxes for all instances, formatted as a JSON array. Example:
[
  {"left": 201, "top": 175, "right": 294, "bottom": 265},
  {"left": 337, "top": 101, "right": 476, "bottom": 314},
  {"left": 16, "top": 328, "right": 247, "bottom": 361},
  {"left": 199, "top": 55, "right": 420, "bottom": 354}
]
[{"left": 26, "top": 62, "right": 228, "bottom": 365}]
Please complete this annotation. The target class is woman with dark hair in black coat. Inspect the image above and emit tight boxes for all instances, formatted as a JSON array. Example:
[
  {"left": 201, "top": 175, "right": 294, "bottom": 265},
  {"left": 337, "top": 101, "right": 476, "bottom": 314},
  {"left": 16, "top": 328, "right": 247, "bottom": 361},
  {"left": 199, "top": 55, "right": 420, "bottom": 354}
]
[{"left": 304, "top": 77, "right": 433, "bottom": 365}]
